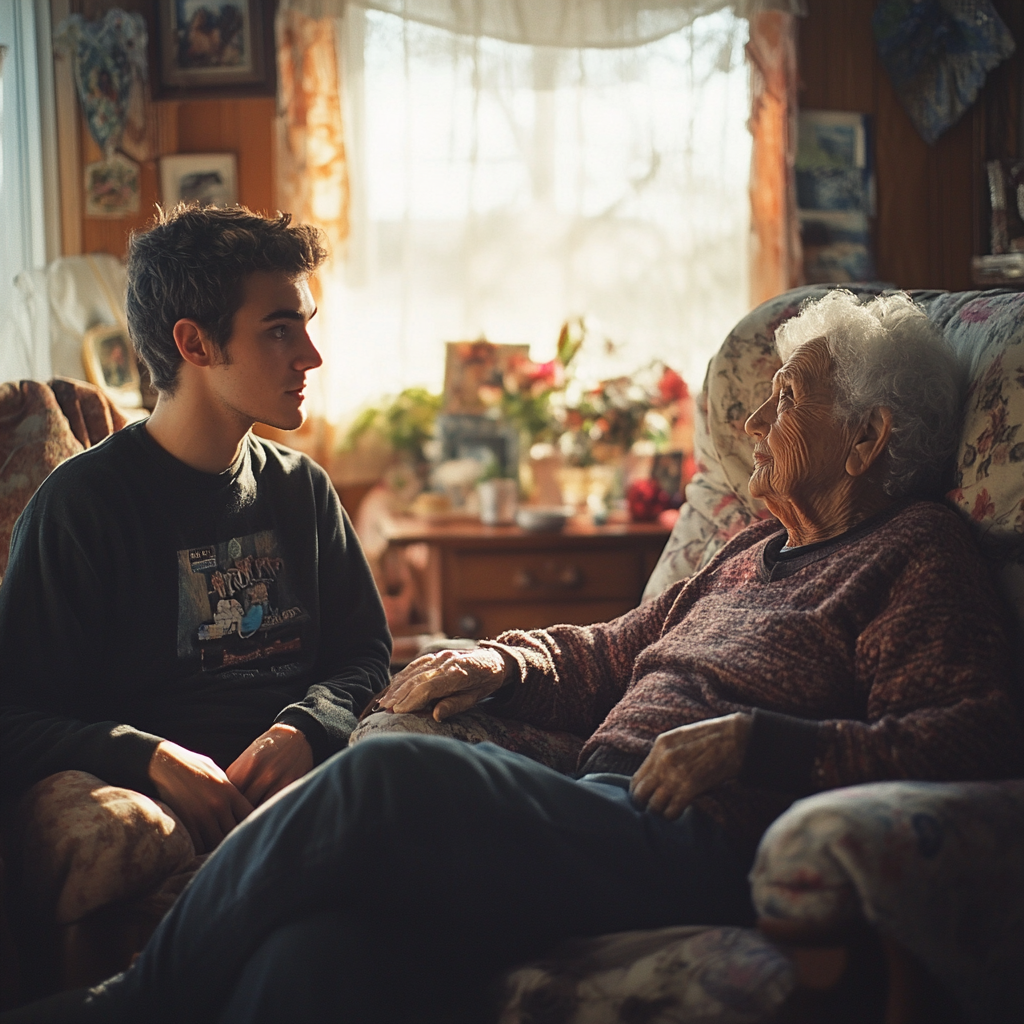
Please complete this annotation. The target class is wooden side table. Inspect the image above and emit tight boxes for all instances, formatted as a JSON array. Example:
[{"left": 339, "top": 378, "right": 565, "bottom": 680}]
[{"left": 381, "top": 516, "right": 670, "bottom": 640}]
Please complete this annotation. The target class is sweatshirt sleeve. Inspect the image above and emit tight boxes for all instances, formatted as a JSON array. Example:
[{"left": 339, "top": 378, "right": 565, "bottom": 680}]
[
  {"left": 743, "top": 521, "right": 1023, "bottom": 793},
  {"left": 476, "top": 579, "right": 690, "bottom": 737},
  {"left": 0, "top": 500, "right": 164, "bottom": 803},
  {"left": 274, "top": 477, "right": 391, "bottom": 763}
]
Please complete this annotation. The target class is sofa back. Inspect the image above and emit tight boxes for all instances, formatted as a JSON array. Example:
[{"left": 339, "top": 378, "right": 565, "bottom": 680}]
[{"left": 644, "top": 286, "right": 1024, "bottom": 632}]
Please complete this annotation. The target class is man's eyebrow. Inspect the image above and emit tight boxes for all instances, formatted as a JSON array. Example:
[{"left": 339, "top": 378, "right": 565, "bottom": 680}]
[{"left": 261, "top": 307, "right": 318, "bottom": 322}]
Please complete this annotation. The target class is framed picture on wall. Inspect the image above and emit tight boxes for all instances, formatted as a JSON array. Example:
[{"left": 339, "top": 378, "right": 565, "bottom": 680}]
[
  {"left": 152, "top": 0, "right": 276, "bottom": 100},
  {"left": 82, "top": 326, "right": 144, "bottom": 408},
  {"left": 159, "top": 153, "right": 238, "bottom": 208}
]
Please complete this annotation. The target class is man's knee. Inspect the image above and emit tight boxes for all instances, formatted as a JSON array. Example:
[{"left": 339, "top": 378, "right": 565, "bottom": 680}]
[{"left": 12, "top": 770, "right": 195, "bottom": 923}]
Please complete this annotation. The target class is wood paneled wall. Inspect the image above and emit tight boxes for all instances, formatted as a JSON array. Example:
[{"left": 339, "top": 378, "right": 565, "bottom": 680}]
[
  {"left": 58, "top": 0, "right": 1021, "bottom": 284},
  {"left": 57, "top": 0, "right": 277, "bottom": 259},
  {"left": 797, "top": 0, "right": 1022, "bottom": 291}
]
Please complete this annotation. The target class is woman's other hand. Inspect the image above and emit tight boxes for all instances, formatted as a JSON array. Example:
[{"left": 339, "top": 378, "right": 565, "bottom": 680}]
[
  {"left": 375, "top": 648, "right": 511, "bottom": 721},
  {"left": 629, "top": 713, "right": 752, "bottom": 820}
]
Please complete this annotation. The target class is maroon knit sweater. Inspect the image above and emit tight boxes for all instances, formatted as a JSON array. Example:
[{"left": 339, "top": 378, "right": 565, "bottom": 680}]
[{"left": 484, "top": 501, "right": 1022, "bottom": 844}]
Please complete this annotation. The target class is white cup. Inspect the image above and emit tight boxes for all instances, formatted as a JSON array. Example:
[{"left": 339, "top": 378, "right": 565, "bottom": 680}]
[{"left": 477, "top": 478, "right": 518, "bottom": 525}]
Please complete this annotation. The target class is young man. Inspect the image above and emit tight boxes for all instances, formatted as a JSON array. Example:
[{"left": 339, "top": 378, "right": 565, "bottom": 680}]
[{"left": 0, "top": 206, "right": 391, "bottom": 863}]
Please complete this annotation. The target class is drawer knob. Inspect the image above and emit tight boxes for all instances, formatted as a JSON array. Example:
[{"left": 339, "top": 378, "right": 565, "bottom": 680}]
[
  {"left": 457, "top": 614, "right": 482, "bottom": 638},
  {"left": 558, "top": 566, "right": 584, "bottom": 588},
  {"left": 514, "top": 569, "right": 538, "bottom": 589}
]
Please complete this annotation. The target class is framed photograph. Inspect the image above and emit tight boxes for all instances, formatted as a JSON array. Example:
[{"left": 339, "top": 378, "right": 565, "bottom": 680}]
[
  {"left": 443, "top": 341, "right": 529, "bottom": 415},
  {"left": 84, "top": 154, "right": 141, "bottom": 218},
  {"left": 82, "top": 325, "right": 144, "bottom": 408},
  {"left": 160, "top": 153, "right": 238, "bottom": 207},
  {"left": 437, "top": 415, "right": 519, "bottom": 478},
  {"left": 152, "top": 0, "right": 275, "bottom": 100}
]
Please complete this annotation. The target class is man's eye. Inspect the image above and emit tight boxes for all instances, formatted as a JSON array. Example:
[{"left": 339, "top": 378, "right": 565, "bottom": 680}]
[{"left": 270, "top": 325, "right": 287, "bottom": 339}]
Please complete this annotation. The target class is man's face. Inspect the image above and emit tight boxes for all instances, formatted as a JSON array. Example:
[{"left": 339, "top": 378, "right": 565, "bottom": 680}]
[{"left": 209, "top": 271, "right": 321, "bottom": 431}]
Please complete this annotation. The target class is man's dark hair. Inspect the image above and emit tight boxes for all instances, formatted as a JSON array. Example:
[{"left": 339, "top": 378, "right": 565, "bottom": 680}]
[{"left": 126, "top": 204, "right": 328, "bottom": 394}]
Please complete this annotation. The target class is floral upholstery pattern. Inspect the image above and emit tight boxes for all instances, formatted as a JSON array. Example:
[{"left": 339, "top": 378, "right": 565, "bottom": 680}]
[
  {"left": 11, "top": 771, "right": 199, "bottom": 926},
  {"left": 751, "top": 780, "right": 1024, "bottom": 1024},
  {"left": 498, "top": 925, "right": 794, "bottom": 1024}
]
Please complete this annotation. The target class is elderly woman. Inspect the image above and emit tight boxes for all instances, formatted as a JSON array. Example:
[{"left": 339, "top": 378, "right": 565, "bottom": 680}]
[{"left": 21, "top": 292, "right": 1020, "bottom": 1024}]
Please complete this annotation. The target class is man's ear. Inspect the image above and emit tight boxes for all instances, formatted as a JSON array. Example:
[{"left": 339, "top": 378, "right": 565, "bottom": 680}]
[
  {"left": 172, "top": 319, "right": 218, "bottom": 369},
  {"left": 846, "top": 406, "right": 892, "bottom": 478}
]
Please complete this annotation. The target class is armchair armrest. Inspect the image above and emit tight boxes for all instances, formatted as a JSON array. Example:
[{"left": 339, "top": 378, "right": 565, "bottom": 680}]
[{"left": 750, "top": 780, "right": 1024, "bottom": 1024}]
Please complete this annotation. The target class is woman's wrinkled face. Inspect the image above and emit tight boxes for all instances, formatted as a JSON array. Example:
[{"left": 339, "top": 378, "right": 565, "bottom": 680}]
[{"left": 744, "top": 338, "right": 856, "bottom": 512}]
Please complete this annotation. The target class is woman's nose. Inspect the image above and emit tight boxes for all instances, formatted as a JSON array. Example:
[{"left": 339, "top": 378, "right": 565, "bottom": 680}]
[{"left": 745, "top": 398, "right": 772, "bottom": 439}]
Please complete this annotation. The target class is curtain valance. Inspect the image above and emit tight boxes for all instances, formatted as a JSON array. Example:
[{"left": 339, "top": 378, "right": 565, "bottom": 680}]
[{"left": 278, "top": 0, "right": 804, "bottom": 48}]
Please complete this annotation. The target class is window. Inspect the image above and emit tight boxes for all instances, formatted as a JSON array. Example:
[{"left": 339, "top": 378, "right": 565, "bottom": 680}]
[{"left": 312, "top": 7, "right": 751, "bottom": 419}]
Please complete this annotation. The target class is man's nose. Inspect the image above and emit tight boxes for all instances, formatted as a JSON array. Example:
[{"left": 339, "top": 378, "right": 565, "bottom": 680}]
[{"left": 295, "top": 332, "right": 323, "bottom": 372}]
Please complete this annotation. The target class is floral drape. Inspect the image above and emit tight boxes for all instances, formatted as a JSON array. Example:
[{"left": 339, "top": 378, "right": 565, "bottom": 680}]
[
  {"left": 745, "top": 9, "right": 802, "bottom": 307},
  {"left": 276, "top": 9, "right": 350, "bottom": 255}
]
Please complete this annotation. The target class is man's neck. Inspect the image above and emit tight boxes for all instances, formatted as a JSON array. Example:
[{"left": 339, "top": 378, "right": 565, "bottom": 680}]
[{"left": 145, "top": 391, "right": 252, "bottom": 474}]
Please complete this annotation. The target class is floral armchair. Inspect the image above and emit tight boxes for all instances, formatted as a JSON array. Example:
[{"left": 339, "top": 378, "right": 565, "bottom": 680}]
[{"left": 498, "top": 286, "right": 1024, "bottom": 1024}]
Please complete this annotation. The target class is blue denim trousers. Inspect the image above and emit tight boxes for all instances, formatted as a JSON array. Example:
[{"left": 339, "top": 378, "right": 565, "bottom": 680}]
[{"left": 72, "top": 735, "right": 755, "bottom": 1023}]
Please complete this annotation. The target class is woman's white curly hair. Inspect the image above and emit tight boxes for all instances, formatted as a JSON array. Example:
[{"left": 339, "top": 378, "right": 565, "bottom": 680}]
[{"left": 774, "top": 289, "right": 963, "bottom": 499}]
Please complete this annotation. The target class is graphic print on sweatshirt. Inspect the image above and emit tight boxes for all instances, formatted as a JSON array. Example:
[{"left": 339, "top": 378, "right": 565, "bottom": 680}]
[{"left": 177, "top": 530, "right": 309, "bottom": 672}]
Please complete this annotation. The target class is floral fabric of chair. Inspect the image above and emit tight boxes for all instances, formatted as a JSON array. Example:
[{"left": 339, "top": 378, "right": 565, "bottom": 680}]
[{"left": 752, "top": 780, "right": 1024, "bottom": 1024}]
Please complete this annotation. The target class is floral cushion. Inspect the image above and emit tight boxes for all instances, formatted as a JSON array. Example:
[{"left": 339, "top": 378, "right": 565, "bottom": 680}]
[
  {"left": 0, "top": 381, "right": 83, "bottom": 582},
  {"left": 645, "top": 286, "right": 1024, "bottom": 611},
  {"left": 498, "top": 925, "right": 794, "bottom": 1024},
  {"left": 751, "top": 780, "right": 1024, "bottom": 1024},
  {"left": 12, "top": 770, "right": 198, "bottom": 925}
]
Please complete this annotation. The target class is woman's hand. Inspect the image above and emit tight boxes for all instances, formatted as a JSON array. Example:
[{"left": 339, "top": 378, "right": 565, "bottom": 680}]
[
  {"left": 629, "top": 713, "right": 752, "bottom": 820},
  {"left": 374, "top": 648, "right": 511, "bottom": 721}
]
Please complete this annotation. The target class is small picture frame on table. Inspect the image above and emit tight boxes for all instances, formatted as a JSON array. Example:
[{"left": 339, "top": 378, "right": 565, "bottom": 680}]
[
  {"left": 437, "top": 415, "right": 519, "bottom": 479},
  {"left": 152, "top": 0, "right": 275, "bottom": 101},
  {"left": 159, "top": 153, "right": 238, "bottom": 208},
  {"left": 82, "top": 325, "right": 144, "bottom": 409}
]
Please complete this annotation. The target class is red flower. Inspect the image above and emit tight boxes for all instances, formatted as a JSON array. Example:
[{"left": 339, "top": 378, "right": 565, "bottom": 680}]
[
  {"left": 657, "top": 367, "right": 688, "bottom": 405},
  {"left": 971, "top": 488, "right": 996, "bottom": 521},
  {"left": 627, "top": 478, "right": 672, "bottom": 522}
]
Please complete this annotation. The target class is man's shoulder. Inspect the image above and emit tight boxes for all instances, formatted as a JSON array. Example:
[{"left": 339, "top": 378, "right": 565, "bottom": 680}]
[
  {"left": 27, "top": 423, "right": 145, "bottom": 511},
  {"left": 249, "top": 434, "right": 332, "bottom": 492}
]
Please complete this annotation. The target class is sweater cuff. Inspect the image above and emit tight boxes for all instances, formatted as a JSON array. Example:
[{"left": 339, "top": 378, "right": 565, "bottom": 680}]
[
  {"left": 276, "top": 708, "right": 355, "bottom": 765},
  {"left": 739, "top": 709, "right": 819, "bottom": 795},
  {"left": 477, "top": 641, "right": 526, "bottom": 708}
]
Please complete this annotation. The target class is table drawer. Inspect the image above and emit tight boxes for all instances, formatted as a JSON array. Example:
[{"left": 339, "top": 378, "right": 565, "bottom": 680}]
[{"left": 452, "top": 549, "right": 642, "bottom": 602}]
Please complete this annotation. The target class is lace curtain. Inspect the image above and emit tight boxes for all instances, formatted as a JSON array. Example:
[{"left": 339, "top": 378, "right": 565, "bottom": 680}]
[{"left": 275, "top": 0, "right": 803, "bottom": 424}]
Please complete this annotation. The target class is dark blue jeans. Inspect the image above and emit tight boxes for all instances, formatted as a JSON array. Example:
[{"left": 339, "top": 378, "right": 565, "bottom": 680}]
[{"left": 78, "top": 736, "right": 755, "bottom": 1023}]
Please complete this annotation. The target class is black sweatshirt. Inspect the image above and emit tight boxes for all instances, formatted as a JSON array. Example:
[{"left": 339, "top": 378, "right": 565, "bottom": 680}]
[{"left": 0, "top": 422, "right": 391, "bottom": 805}]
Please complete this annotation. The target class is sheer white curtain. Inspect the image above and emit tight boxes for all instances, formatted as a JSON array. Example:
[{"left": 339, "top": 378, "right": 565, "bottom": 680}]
[{"left": 292, "top": 2, "right": 759, "bottom": 420}]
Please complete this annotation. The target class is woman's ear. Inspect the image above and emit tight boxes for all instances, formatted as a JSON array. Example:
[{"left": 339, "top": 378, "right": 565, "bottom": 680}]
[
  {"left": 172, "top": 319, "right": 217, "bottom": 368},
  {"left": 846, "top": 406, "right": 892, "bottom": 478}
]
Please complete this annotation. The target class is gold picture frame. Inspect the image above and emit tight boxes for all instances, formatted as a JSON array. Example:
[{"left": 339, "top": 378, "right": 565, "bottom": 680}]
[{"left": 81, "top": 325, "right": 144, "bottom": 408}]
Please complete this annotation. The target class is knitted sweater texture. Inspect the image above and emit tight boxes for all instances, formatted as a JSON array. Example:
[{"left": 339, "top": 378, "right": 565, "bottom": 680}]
[{"left": 485, "top": 501, "right": 1022, "bottom": 844}]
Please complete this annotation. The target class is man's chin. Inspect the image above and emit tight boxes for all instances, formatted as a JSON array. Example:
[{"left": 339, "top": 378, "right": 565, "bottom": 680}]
[{"left": 257, "top": 412, "right": 306, "bottom": 433}]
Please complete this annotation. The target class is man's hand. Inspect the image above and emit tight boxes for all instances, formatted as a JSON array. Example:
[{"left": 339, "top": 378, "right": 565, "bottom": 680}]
[
  {"left": 629, "top": 713, "right": 753, "bottom": 820},
  {"left": 226, "top": 724, "right": 314, "bottom": 807},
  {"left": 148, "top": 740, "right": 254, "bottom": 854},
  {"left": 374, "top": 648, "right": 510, "bottom": 722}
]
